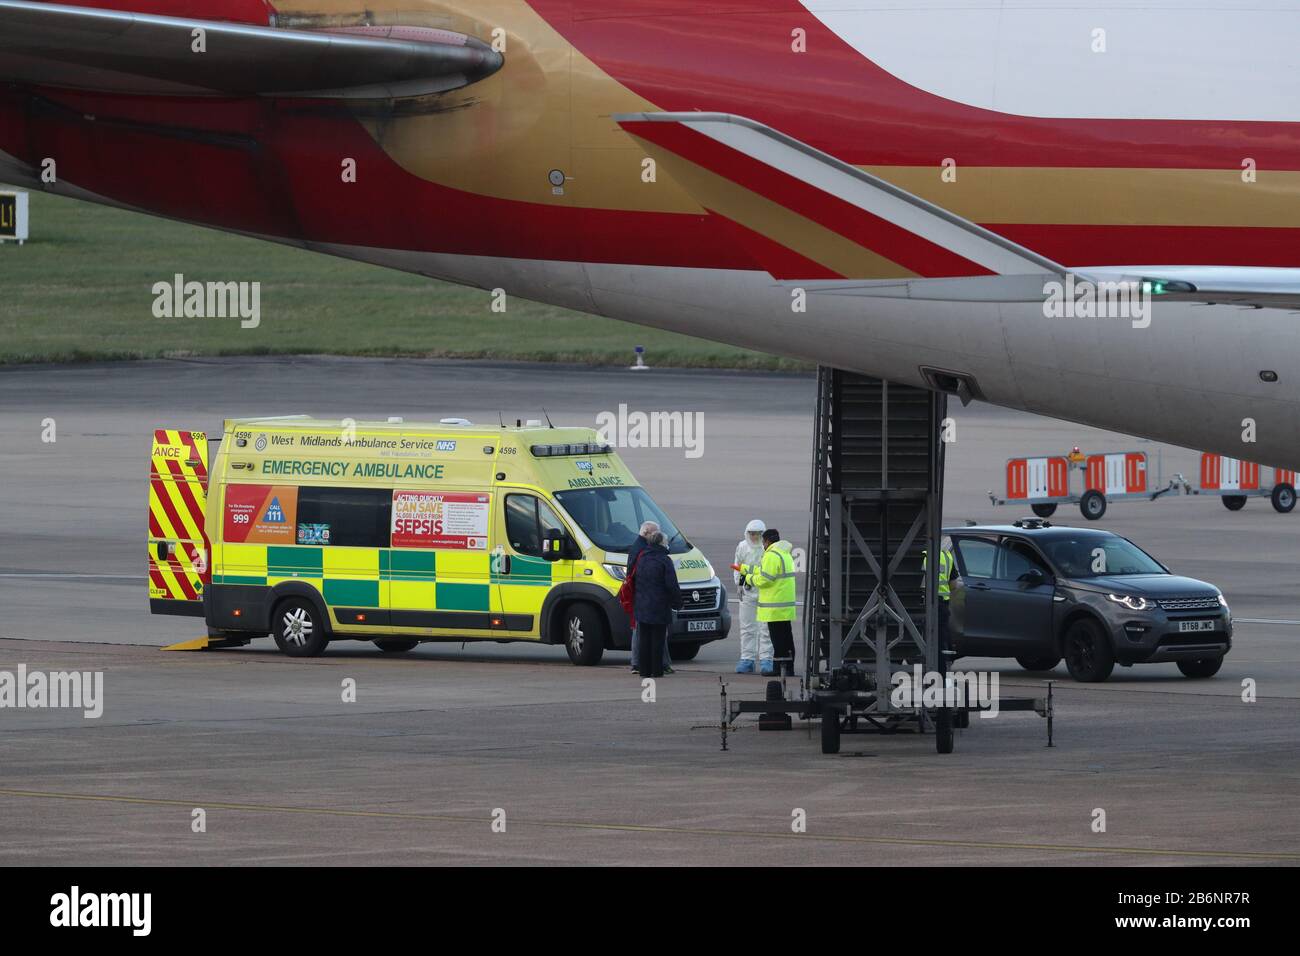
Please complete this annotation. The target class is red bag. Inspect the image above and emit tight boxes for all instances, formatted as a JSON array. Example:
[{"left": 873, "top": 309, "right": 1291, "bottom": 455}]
[{"left": 617, "top": 551, "right": 644, "bottom": 625}]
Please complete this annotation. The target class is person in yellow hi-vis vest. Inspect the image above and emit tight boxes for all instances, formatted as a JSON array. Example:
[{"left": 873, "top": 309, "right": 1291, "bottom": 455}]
[
  {"left": 732, "top": 528, "right": 797, "bottom": 676},
  {"left": 922, "top": 538, "right": 958, "bottom": 650}
]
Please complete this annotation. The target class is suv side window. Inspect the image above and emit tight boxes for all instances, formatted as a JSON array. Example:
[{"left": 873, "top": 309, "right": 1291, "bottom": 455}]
[
  {"left": 998, "top": 538, "right": 1051, "bottom": 581},
  {"left": 953, "top": 537, "right": 997, "bottom": 579}
]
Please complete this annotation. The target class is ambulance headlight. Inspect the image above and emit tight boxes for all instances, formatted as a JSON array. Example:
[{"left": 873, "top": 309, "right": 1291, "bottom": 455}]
[{"left": 603, "top": 563, "right": 627, "bottom": 581}]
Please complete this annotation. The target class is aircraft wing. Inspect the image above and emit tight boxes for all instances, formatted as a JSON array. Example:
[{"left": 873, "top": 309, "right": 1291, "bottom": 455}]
[
  {"left": 616, "top": 111, "right": 1300, "bottom": 312},
  {"left": 0, "top": 0, "right": 503, "bottom": 99}
]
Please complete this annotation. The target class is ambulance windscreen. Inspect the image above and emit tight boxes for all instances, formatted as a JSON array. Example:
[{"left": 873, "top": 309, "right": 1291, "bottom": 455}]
[{"left": 554, "top": 487, "right": 690, "bottom": 555}]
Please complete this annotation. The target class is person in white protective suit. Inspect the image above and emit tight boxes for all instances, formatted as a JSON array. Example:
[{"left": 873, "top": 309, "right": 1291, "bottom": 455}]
[{"left": 733, "top": 519, "right": 772, "bottom": 673}]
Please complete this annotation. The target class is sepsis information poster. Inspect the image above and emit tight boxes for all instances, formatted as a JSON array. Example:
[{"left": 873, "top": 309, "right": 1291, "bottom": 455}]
[{"left": 392, "top": 491, "right": 489, "bottom": 550}]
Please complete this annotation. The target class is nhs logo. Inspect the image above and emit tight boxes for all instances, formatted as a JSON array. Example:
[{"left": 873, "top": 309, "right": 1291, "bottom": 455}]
[
  {"left": 436, "top": 440, "right": 457, "bottom": 452},
  {"left": 575, "top": 460, "right": 593, "bottom": 472},
  {"left": 264, "top": 497, "right": 285, "bottom": 523}
]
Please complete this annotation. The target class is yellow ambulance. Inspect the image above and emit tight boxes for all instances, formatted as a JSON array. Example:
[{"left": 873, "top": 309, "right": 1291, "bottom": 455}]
[{"left": 147, "top": 417, "right": 730, "bottom": 663}]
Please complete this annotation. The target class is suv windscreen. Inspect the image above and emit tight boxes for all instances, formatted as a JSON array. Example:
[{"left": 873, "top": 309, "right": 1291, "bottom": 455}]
[
  {"left": 1043, "top": 536, "right": 1166, "bottom": 578},
  {"left": 554, "top": 486, "right": 690, "bottom": 555}
]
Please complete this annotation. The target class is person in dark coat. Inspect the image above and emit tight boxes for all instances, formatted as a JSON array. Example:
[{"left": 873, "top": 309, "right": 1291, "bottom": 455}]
[
  {"left": 632, "top": 530, "right": 683, "bottom": 678},
  {"left": 626, "top": 520, "right": 653, "bottom": 674}
]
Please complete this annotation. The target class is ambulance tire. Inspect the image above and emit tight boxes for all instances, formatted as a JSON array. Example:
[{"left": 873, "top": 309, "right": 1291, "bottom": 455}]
[
  {"left": 374, "top": 639, "right": 418, "bottom": 653},
  {"left": 672, "top": 641, "right": 702, "bottom": 661},
  {"left": 1271, "top": 483, "right": 1296, "bottom": 513},
  {"left": 272, "top": 597, "right": 328, "bottom": 658},
  {"left": 1222, "top": 495, "right": 1247, "bottom": 511},
  {"left": 562, "top": 602, "right": 605, "bottom": 666},
  {"left": 1079, "top": 490, "right": 1107, "bottom": 521},
  {"left": 1030, "top": 503, "right": 1057, "bottom": 518}
]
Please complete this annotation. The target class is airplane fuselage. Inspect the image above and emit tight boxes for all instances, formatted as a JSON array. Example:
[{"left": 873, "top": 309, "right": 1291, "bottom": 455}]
[{"left": 2, "top": 0, "right": 1298, "bottom": 465}]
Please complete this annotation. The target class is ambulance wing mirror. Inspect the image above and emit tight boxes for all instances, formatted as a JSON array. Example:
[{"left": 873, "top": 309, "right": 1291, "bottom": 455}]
[{"left": 541, "top": 529, "right": 571, "bottom": 562}]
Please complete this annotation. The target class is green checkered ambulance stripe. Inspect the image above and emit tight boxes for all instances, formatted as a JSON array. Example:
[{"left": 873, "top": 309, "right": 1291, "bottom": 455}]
[{"left": 491, "top": 555, "right": 553, "bottom": 586}]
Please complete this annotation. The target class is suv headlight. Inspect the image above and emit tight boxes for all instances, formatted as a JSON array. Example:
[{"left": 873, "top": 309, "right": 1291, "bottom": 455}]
[
  {"left": 602, "top": 563, "right": 627, "bottom": 581},
  {"left": 1107, "top": 593, "right": 1153, "bottom": 611},
  {"left": 1217, "top": 592, "right": 1229, "bottom": 609}
]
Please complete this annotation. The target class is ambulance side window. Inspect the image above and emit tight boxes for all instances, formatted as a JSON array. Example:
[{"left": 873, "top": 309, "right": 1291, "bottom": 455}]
[
  {"left": 296, "top": 487, "right": 391, "bottom": 548},
  {"left": 505, "top": 495, "right": 542, "bottom": 556},
  {"left": 505, "top": 495, "right": 568, "bottom": 558}
]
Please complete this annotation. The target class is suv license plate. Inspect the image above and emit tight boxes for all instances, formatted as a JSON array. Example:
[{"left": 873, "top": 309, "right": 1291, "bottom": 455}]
[
  {"left": 687, "top": 619, "right": 718, "bottom": 633},
  {"left": 1178, "top": 620, "right": 1215, "bottom": 633}
]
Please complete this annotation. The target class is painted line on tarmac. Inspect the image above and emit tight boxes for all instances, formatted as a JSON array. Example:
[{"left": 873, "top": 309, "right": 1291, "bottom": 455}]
[
  {"left": 0, "top": 573, "right": 138, "bottom": 580},
  {"left": 0, "top": 788, "right": 1296, "bottom": 862}
]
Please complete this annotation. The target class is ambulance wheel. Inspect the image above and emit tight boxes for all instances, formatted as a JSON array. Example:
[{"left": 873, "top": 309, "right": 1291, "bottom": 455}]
[
  {"left": 1031, "top": 503, "right": 1057, "bottom": 518},
  {"left": 374, "top": 639, "right": 418, "bottom": 653},
  {"left": 563, "top": 603, "right": 605, "bottom": 666},
  {"left": 1223, "top": 495, "right": 1247, "bottom": 511},
  {"left": 1178, "top": 657, "right": 1224, "bottom": 679},
  {"left": 672, "top": 641, "right": 702, "bottom": 661},
  {"left": 934, "top": 708, "right": 954, "bottom": 754},
  {"left": 821, "top": 708, "right": 841, "bottom": 754},
  {"left": 272, "top": 598, "right": 328, "bottom": 658},
  {"left": 1271, "top": 483, "right": 1296, "bottom": 513},
  {"left": 1063, "top": 618, "right": 1114, "bottom": 682},
  {"left": 1079, "top": 491, "right": 1107, "bottom": 521}
]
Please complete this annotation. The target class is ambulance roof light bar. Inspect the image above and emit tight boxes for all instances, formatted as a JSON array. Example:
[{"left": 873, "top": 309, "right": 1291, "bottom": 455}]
[{"left": 530, "top": 442, "right": 612, "bottom": 457}]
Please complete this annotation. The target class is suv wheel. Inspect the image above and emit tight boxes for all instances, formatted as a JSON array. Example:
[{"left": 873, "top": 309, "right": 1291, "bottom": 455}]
[
  {"left": 1062, "top": 618, "right": 1114, "bottom": 682},
  {"left": 1178, "top": 657, "right": 1224, "bottom": 679},
  {"left": 272, "top": 598, "right": 328, "bottom": 657},
  {"left": 1015, "top": 655, "right": 1060, "bottom": 672},
  {"left": 563, "top": 603, "right": 605, "bottom": 666}
]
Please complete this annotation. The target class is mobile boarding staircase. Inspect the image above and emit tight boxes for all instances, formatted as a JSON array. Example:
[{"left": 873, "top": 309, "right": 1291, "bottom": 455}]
[{"left": 725, "top": 368, "right": 1052, "bottom": 754}]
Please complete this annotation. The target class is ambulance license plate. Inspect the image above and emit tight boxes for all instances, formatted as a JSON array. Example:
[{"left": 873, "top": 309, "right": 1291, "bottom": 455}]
[
  {"left": 1178, "top": 620, "right": 1215, "bottom": 633},
  {"left": 687, "top": 619, "right": 718, "bottom": 633}
]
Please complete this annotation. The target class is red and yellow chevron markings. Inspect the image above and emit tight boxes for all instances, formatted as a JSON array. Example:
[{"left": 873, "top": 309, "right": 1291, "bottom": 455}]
[
  {"left": 147, "top": 429, "right": 209, "bottom": 605},
  {"left": 618, "top": 113, "right": 1061, "bottom": 282}
]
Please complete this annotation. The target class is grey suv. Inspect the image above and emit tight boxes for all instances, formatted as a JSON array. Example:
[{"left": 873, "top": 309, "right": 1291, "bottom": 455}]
[{"left": 946, "top": 522, "right": 1231, "bottom": 682}]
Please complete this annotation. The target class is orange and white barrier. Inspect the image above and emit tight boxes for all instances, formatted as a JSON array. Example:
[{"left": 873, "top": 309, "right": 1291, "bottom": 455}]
[
  {"left": 1085, "top": 452, "right": 1147, "bottom": 496},
  {"left": 1005, "top": 456, "right": 1070, "bottom": 501},
  {"left": 1199, "top": 454, "right": 1260, "bottom": 492}
]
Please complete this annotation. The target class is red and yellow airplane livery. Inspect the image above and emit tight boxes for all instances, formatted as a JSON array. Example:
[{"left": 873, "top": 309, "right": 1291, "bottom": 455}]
[{"left": 2, "top": 1, "right": 1298, "bottom": 465}]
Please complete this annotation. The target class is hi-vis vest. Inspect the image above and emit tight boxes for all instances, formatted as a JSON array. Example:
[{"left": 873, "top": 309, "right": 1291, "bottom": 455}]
[
  {"left": 922, "top": 548, "right": 956, "bottom": 601},
  {"left": 742, "top": 541, "right": 796, "bottom": 622}
]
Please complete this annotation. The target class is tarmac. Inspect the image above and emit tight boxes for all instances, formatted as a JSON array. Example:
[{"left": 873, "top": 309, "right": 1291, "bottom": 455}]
[{"left": 0, "top": 357, "right": 1296, "bottom": 864}]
